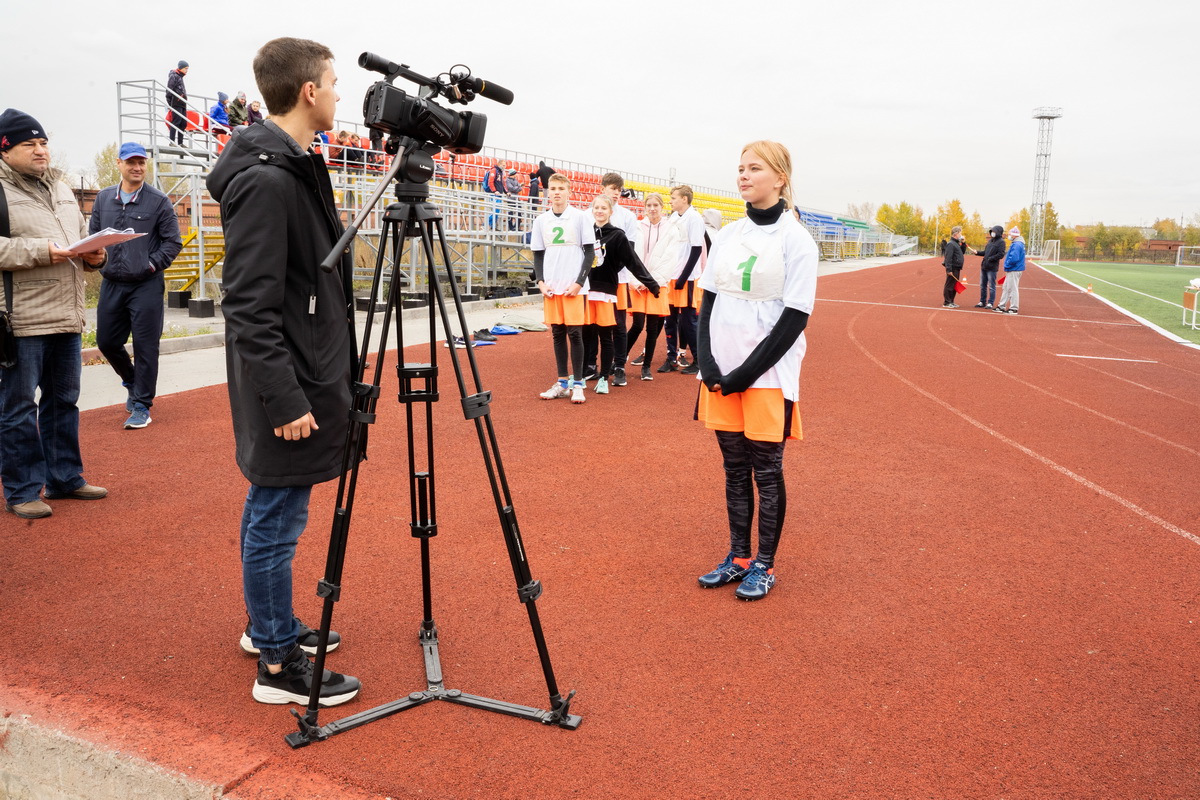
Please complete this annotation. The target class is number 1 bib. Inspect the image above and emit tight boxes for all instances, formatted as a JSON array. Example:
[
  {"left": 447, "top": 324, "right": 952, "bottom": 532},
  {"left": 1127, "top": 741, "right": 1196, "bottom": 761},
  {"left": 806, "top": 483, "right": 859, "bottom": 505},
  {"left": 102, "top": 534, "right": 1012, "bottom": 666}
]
[{"left": 712, "top": 228, "right": 785, "bottom": 301}]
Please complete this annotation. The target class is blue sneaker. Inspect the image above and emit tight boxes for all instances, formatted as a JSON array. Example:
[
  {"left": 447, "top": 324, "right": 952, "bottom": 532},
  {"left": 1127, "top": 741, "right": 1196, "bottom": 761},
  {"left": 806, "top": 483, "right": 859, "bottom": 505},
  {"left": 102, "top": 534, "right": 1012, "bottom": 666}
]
[
  {"left": 124, "top": 402, "right": 152, "bottom": 430},
  {"left": 122, "top": 381, "right": 134, "bottom": 412},
  {"left": 698, "top": 553, "right": 751, "bottom": 588},
  {"left": 734, "top": 561, "right": 776, "bottom": 601}
]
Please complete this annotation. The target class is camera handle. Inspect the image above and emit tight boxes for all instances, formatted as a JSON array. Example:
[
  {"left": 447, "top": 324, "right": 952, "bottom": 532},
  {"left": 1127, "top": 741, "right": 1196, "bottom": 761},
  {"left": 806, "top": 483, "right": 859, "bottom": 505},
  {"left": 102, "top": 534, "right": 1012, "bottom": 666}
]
[{"left": 287, "top": 142, "right": 581, "bottom": 748}]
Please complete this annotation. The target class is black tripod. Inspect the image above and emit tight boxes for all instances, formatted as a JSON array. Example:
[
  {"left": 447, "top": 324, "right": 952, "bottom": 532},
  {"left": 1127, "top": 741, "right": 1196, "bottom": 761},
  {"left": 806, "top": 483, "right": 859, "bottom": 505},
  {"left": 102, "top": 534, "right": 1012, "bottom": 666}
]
[{"left": 285, "top": 140, "right": 580, "bottom": 749}]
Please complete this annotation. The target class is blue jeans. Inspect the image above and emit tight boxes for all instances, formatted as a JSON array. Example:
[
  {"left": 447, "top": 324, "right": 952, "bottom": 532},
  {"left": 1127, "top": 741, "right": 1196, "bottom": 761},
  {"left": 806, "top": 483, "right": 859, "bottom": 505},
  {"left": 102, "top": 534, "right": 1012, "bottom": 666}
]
[
  {"left": 0, "top": 333, "right": 85, "bottom": 505},
  {"left": 979, "top": 270, "right": 998, "bottom": 306},
  {"left": 240, "top": 483, "right": 312, "bottom": 664}
]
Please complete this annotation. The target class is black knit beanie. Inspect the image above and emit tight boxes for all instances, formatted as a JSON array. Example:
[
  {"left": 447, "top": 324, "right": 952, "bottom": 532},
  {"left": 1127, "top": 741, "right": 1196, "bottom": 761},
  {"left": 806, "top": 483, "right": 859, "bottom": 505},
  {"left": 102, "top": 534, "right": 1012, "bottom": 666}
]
[{"left": 0, "top": 109, "right": 46, "bottom": 152}]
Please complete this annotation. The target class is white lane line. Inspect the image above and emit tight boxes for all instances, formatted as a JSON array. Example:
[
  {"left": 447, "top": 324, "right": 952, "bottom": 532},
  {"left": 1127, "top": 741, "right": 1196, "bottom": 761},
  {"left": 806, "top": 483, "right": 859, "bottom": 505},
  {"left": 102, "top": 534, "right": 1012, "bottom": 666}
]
[
  {"left": 819, "top": 298, "right": 1141, "bottom": 326},
  {"left": 1055, "top": 354, "right": 1158, "bottom": 363},
  {"left": 848, "top": 319, "right": 1200, "bottom": 548}
]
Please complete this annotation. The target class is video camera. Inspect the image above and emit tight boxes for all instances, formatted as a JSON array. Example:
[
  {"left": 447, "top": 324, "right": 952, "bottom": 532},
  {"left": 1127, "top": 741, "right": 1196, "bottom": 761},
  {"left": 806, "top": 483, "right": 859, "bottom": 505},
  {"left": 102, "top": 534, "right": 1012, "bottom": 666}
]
[{"left": 359, "top": 52, "right": 513, "bottom": 156}]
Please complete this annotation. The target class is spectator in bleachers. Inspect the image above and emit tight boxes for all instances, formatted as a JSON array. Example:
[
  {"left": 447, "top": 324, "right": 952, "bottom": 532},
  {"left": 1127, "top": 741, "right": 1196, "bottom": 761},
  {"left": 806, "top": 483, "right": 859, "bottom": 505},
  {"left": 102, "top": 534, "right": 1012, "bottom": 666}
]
[
  {"left": 975, "top": 225, "right": 1005, "bottom": 309},
  {"left": 532, "top": 173, "right": 595, "bottom": 404},
  {"left": 228, "top": 92, "right": 250, "bottom": 127},
  {"left": 166, "top": 60, "right": 189, "bottom": 146},
  {"left": 661, "top": 185, "right": 705, "bottom": 375},
  {"left": 627, "top": 193, "right": 678, "bottom": 381},
  {"left": 528, "top": 165, "right": 542, "bottom": 207},
  {"left": 695, "top": 140, "right": 818, "bottom": 601},
  {"left": 209, "top": 92, "right": 230, "bottom": 136},
  {"left": 535, "top": 160, "right": 555, "bottom": 205},
  {"left": 941, "top": 225, "right": 964, "bottom": 308},
  {"left": 484, "top": 159, "right": 509, "bottom": 229},
  {"left": 504, "top": 168, "right": 521, "bottom": 230},
  {"left": 247, "top": 100, "right": 264, "bottom": 125}
]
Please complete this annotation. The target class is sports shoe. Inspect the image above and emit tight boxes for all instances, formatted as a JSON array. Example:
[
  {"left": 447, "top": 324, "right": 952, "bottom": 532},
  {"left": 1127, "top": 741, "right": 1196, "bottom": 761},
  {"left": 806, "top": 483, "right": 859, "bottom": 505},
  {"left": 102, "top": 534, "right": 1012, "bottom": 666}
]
[
  {"left": 540, "top": 381, "right": 570, "bottom": 400},
  {"left": 698, "top": 553, "right": 751, "bottom": 588},
  {"left": 581, "top": 366, "right": 599, "bottom": 381},
  {"left": 680, "top": 363, "right": 699, "bottom": 375},
  {"left": 42, "top": 483, "right": 107, "bottom": 500},
  {"left": 734, "top": 561, "right": 776, "bottom": 601},
  {"left": 630, "top": 350, "right": 645, "bottom": 366},
  {"left": 612, "top": 367, "right": 627, "bottom": 387},
  {"left": 640, "top": 366, "right": 653, "bottom": 381},
  {"left": 241, "top": 619, "right": 340, "bottom": 656},
  {"left": 974, "top": 302, "right": 985, "bottom": 308},
  {"left": 1008, "top": 308, "right": 1019, "bottom": 315},
  {"left": 473, "top": 329, "right": 498, "bottom": 342},
  {"left": 985, "top": 303, "right": 994, "bottom": 309},
  {"left": 677, "top": 354, "right": 690, "bottom": 369},
  {"left": 594, "top": 376, "right": 609, "bottom": 394},
  {"left": 994, "top": 306, "right": 1006, "bottom": 313},
  {"left": 252, "top": 645, "right": 360, "bottom": 707},
  {"left": 570, "top": 382, "right": 586, "bottom": 404},
  {"left": 656, "top": 359, "right": 677, "bottom": 374},
  {"left": 124, "top": 402, "right": 152, "bottom": 430},
  {"left": 122, "top": 381, "right": 134, "bottom": 412},
  {"left": 6, "top": 500, "right": 52, "bottom": 519},
  {"left": 943, "top": 302, "right": 958, "bottom": 309}
]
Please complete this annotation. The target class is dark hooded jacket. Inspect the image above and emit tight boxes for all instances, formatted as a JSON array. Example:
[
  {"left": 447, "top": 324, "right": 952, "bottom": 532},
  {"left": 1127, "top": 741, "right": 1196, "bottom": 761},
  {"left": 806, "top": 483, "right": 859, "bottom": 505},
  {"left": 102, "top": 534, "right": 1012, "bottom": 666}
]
[
  {"left": 589, "top": 223, "right": 660, "bottom": 297},
  {"left": 979, "top": 225, "right": 1007, "bottom": 272},
  {"left": 205, "top": 122, "right": 355, "bottom": 487}
]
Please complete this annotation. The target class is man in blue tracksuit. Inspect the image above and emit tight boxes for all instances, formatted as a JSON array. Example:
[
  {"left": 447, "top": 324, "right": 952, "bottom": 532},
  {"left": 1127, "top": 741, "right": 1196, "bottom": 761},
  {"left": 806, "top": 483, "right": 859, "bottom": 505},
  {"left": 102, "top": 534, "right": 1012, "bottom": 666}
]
[
  {"left": 995, "top": 226, "right": 1026, "bottom": 314},
  {"left": 90, "top": 142, "right": 182, "bottom": 428}
]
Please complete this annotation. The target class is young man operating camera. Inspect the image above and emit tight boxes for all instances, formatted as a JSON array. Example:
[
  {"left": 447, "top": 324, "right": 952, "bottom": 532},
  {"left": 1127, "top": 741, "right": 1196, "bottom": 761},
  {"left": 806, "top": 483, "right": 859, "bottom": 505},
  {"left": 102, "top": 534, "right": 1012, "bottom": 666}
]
[{"left": 206, "top": 37, "right": 361, "bottom": 707}]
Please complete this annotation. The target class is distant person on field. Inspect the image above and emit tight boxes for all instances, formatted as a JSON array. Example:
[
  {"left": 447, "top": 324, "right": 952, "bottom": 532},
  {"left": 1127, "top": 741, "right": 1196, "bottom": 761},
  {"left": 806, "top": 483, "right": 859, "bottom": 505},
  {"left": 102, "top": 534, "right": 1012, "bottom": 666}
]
[
  {"left": 532, "top": 173, "right": 595, "bottom": 404},
  {"left": 974, "top": 225, "right": 1005, "bottom": 309},
  {"left": 90, "top": 142, "right": 183, "bottom": 430},
  {"left": 996, "top": 227, "right": 1025, "bottom": 314},
  {"left": 166, "top": 60, "right": 189, "bottom": 145},
  {"left": 626, "top": 193, "right": 679, "bottom": 381},
  {"left": 582, "top": 172, "right": 640, "bottom": 385},
  {"left": 941, "top": 225, "right": 964, "bottom": 308},
  {"left": 660, "top": 185, "right": 705, "bottom": 374}
]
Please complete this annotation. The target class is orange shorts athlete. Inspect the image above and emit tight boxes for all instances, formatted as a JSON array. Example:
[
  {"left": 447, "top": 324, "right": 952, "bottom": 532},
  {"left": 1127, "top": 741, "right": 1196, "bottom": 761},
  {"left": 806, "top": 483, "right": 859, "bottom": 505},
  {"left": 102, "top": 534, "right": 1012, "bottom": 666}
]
[
  {"left": 628, "top": 286, "right": 670, "bottom": 316},
  {"left": 585, "top": 299, "right": 616, "bottom": 326},
  {"left": 543, "top": 294, "right": 587, "bottom": 326},
  {"left": 669, "top": 280, "right": 701, "bottom": 310},
  {"left": 696, "top": 385, "right": 802, "bottom": 443}
]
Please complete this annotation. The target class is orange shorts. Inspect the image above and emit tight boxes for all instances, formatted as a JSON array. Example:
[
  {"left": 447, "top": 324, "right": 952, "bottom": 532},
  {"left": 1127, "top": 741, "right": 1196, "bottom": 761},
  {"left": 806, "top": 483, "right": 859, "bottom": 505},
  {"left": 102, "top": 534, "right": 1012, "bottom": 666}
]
[
  {"left": 696, "top": 385, "right": 802, "bottom": 443},
  {"left": 585, "top": 299, "right": 616, "bottom": 326},
  {"left": 628, "top": 286, "right": 670, "bottom": 316},
  {"left": 616, "top": 284, "right": 629, "bottom": 311},
  {"left": 669, "top": 280, "right": 700, "bottom": 310},
  {"left": 543, "top": 294, "right": 587, "bottom": 326}
]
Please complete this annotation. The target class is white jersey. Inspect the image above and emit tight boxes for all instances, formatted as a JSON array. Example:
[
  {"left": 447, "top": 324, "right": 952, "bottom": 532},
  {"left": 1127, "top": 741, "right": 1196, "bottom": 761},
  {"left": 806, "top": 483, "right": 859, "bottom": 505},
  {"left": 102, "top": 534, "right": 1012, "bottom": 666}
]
[
  {"left": 531, "top": 206, "right": 596, "bottom": 295},
  {"left": 670, "top": 206, "right": 706, "bottom": 281},
  {"left": 698, "top": 213, "right": 818, "bottom": 401},
  {"left": 612, "top": 204, "right": 640, "bottom": 284}
]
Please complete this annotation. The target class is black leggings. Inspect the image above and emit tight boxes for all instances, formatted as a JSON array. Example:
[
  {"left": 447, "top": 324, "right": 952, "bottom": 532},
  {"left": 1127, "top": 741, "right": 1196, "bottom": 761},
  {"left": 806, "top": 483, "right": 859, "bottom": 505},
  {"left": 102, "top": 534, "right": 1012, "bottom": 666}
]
[
  {"left": 626, "top": 313, "right": 665, "bottom": 365},
  {"left": 715, "top": 430, "right": 787, "bottom": 566},
  {"left": 551, "top": 324, "right": 583, "bottom": 380},
  {"left": 581, "top": 324, "right": 614, "bottom": 378}
]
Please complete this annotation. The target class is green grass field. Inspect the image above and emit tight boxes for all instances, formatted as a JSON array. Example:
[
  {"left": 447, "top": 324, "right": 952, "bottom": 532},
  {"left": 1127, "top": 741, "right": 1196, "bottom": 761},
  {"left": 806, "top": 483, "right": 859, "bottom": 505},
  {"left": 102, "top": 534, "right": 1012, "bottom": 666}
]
[{"left": 1037, "top": 260, "right": 1200, "bottom": 346}]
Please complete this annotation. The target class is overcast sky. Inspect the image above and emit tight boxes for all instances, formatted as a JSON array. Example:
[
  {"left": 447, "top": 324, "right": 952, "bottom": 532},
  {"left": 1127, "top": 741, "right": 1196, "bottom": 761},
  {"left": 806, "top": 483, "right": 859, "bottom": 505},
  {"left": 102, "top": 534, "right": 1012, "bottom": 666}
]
[{"left": 6, "top": 0, "right": 1196, "bottom": 228}]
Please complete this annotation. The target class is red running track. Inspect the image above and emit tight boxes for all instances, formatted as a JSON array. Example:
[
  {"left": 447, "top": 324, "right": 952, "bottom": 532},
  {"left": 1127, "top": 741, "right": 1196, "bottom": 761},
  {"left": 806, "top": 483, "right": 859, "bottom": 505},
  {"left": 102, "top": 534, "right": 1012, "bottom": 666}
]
[{"left": 2, "top": 257, "right": 1198, "bottom": 798}]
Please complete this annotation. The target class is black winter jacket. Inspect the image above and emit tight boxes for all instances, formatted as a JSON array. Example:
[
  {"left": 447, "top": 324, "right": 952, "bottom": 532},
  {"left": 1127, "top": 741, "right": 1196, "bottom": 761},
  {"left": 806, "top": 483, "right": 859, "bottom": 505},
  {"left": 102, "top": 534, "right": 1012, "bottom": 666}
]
[
  {"left": 206, "top": 122, "right": 356, "bottom": 487},
  {"left": 942, "top": 238, "right": 964, "bottom": 271},
  {"left": 89, "top": 184, "right": 182, "bottom": 282},
  {"left": 166, "top": 69, "right": 187, "bottom": 106},
  {"left": 978, "top": 228, "right": 1007, "bottom": 271},
  {"left": 590, "top": 223, "right": 660, "bottom": 297}
]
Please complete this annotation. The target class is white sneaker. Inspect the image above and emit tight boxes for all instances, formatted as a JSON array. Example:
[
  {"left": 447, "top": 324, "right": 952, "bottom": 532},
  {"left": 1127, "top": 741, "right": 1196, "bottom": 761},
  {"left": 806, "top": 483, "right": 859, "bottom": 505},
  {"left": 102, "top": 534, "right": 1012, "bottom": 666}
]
[
  {"left": 570, "top": 383, "right": 586, "bottom": 404},
  {"left": 540, "top": 382, "right": 569, "bottom": 400}
]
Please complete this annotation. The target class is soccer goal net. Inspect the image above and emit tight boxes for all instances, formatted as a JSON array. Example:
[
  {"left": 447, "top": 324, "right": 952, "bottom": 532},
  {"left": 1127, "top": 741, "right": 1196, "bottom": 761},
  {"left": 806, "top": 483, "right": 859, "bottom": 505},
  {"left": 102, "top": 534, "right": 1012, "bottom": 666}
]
[
  {"left": 1041, "top": 239, "right": 1060, "bottom": 266},
  {"left": 1177, "top": 246, "right": 1200, "bottom": 267}
]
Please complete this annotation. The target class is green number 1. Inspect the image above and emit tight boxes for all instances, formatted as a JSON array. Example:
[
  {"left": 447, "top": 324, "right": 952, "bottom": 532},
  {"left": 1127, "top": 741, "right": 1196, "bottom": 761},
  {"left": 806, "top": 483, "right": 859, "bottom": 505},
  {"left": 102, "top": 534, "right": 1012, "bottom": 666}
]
[
  {"left": 552, "top": 227, "right": 565, "bottom": 244},
  {"left": 737, "top": 255, "right": 757, "bottom": 291}
]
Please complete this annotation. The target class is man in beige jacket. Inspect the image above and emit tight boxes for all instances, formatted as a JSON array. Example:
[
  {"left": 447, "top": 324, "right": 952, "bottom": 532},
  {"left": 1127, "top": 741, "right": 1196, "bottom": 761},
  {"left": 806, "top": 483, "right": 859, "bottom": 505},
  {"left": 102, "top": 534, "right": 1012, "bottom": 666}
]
[{"left": 0, "top": 108, "right": 108, "bottom": 519}]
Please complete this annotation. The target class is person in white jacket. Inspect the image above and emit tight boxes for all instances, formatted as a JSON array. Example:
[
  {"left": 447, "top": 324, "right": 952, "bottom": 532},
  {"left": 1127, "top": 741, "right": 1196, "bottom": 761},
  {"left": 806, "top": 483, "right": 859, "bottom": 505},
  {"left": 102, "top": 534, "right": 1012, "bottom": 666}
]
[{"left": 625, "top": 193, "right": 679, "bottom": 381}]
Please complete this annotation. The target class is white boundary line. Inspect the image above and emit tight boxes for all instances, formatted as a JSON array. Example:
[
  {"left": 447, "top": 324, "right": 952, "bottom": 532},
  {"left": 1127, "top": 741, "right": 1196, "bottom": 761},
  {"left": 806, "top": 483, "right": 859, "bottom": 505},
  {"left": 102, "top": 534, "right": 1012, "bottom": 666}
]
[
  {"left": 1034, "top": 262, "right": 1200, "bottom": 352},
  {"left": 1054, "top": 354, "right": 1157, "bottom": 363},
  {"left": 847, "top": 321, "right": 1200, "bottom": 548},
  {"left": 818, "top": 297, "right": 1140, "bottom": 327}
]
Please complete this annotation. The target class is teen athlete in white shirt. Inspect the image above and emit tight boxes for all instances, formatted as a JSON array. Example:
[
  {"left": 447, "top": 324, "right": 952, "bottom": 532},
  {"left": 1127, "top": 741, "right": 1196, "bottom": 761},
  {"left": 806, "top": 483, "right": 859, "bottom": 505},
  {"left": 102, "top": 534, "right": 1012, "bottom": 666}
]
[
  {"left": 531, "top": 173, "right": 596, "bottom": 404},
  {"left": 694, "top": 140, "right": 818, "bottom": 601}
]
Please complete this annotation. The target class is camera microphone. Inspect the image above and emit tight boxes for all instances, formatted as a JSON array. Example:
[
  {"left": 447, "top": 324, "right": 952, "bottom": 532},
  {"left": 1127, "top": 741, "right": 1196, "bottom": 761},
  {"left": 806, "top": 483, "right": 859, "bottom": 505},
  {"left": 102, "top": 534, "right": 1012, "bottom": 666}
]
[{"left": 461, "top": 77, "right": 514, "bottom": 106}]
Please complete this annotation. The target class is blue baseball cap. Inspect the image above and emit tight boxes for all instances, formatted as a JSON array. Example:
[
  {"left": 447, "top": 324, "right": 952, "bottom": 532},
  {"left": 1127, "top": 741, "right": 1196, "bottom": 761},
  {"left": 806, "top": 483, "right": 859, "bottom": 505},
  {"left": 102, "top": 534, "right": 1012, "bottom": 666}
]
[{"left": 119, "top": 142, "right": 148, "bottom": 160}]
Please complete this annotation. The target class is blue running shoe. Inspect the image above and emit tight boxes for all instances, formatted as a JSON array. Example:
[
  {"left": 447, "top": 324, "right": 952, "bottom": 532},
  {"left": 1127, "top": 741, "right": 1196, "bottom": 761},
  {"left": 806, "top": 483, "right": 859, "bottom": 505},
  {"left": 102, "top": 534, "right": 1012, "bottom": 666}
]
[
  {"left": 124, "top": 402, "right": 152, "bottom": 430},
  {"left": 734, "top": 561, "right": 776, "bottom": 600},
  {"left": 698, "top": 553, "right": 751, "bottom": 588}
]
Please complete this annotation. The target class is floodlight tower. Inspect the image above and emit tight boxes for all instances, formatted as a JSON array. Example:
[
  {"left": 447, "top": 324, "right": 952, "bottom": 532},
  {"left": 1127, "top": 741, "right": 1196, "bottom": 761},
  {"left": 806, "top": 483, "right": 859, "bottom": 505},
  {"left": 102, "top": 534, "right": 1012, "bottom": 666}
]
[{"left": 1029, "top": 106, "right": 1063, "bottom": 256}]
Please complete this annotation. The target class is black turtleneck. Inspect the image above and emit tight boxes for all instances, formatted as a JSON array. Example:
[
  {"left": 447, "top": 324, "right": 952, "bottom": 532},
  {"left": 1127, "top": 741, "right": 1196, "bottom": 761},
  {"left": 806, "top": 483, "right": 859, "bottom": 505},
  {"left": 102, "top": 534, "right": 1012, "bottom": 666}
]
[{"left": 745, "top": 199, "right": 787, "bottom": 226}]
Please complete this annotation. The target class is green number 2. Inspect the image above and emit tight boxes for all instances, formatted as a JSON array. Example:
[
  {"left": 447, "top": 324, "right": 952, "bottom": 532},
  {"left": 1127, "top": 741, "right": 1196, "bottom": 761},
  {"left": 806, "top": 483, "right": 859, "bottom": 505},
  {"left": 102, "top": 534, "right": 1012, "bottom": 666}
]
[
  {"left": 737, "top": 255, "right": 757, "bottom": 291},
  {"left": 552, "top": 227, "right": 565, "bottom": 244}
]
